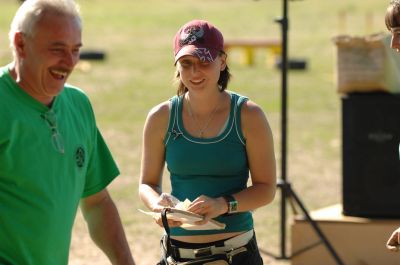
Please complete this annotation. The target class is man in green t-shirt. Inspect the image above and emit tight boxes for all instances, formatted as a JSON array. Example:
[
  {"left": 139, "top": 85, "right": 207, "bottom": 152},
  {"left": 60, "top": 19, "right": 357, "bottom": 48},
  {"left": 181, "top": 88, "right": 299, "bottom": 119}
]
[{"left": 0, "top": 0, "right": 135, "bottom": 264}]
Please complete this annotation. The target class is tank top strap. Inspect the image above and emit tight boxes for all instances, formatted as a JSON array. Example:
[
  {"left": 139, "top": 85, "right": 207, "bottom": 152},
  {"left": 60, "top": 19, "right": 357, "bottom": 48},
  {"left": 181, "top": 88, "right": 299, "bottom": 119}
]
[
  {"left": 164, "top": 95, "right": 183, "bottom": 145},
  {"left": 231, "top": 92, "right": 248, "bottom": 145}
]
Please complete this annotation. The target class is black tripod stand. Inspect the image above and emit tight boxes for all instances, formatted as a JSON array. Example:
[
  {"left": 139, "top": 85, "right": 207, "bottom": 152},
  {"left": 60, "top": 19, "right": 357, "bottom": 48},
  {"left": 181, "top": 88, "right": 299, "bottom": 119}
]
[{"left": 259, "top": 1, "right": 345, "bottom": 264}]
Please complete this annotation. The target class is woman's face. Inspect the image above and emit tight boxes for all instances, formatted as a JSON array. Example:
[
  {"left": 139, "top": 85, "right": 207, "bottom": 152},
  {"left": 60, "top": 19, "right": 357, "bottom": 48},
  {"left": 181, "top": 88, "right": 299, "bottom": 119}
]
[{"left": 176, "top": 54, "right": 226, "bottom": 92}]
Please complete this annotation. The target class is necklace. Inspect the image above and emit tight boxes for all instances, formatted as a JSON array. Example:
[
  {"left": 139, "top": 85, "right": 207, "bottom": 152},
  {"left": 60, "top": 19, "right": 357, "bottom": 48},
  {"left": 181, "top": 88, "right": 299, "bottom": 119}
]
[{"left": 186, "top": 95, "right": 220, "bottom": 138}]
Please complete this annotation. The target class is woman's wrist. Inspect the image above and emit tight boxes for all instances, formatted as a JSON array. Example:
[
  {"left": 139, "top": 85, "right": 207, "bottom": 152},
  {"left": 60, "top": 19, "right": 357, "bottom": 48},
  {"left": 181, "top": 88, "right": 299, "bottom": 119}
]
[
  {"left": 219, "top": 196, "right": 229, "bottom": 215},
  {"left": 222, "top": 195, "right": 238, "bottom": 215}
]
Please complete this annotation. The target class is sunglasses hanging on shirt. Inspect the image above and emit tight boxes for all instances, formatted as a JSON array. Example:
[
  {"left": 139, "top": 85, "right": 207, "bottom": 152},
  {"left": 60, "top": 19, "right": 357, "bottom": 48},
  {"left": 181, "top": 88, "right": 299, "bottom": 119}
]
[{"left": 41, "top": 109, "right": 65, "bottom": 154}]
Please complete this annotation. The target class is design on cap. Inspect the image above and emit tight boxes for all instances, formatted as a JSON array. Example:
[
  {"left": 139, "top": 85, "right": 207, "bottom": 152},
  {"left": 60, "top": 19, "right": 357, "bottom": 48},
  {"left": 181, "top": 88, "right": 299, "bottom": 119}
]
[
  {"left": 193, "top": 48, "right": 213, "bottom": 62},
  {"left": 180, "top": 26, "right": 205, "bottom": 46}
]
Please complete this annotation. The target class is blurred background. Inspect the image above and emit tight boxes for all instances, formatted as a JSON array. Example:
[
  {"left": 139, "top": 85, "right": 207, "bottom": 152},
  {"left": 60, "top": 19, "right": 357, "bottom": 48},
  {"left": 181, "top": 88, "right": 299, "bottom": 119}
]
[{"left": 0, "top": 0, "right": 389, "bottom": 264}]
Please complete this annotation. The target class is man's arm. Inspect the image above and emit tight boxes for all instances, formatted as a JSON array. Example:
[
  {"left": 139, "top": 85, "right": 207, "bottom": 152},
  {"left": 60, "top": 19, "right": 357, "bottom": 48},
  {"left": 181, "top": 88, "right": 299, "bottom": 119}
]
[{"left": 80, "top": 189, "right": 135, "bottom": 265}]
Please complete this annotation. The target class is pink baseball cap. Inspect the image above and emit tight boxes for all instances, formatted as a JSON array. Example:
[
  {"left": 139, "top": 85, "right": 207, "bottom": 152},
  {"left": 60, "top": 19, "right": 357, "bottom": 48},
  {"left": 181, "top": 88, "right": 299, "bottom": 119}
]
[{"left": 174, "top": 19, "right": 224, "bottom": 63}]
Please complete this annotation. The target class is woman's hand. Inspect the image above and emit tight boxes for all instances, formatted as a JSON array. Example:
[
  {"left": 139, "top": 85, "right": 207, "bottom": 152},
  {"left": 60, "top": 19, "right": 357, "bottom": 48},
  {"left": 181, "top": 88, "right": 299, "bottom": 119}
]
[
  {"left": 187, "top": 195, "right": 228, "bottom": 225},
  {"left": 151, "top": 193, "right": 182, "bottom": 228},
  {"left": 151, "top": 193, "right": 180, "bottom": 212}
]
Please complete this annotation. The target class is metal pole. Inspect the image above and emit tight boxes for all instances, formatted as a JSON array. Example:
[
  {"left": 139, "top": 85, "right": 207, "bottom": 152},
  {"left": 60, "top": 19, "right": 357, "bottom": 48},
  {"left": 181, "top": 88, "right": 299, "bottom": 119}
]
[
  {"left": 266, "top": 1, "right": 345, "bottom": 264},
  {"left": 279, "top": 0, "right": 289, "bottom": 259}
]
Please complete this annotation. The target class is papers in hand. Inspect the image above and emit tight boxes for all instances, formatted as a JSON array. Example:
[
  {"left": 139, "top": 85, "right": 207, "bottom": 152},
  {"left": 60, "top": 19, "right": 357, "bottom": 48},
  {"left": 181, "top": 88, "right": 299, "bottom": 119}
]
[{"left": 138, "top": 208, "right": 226, "bottom": 230}]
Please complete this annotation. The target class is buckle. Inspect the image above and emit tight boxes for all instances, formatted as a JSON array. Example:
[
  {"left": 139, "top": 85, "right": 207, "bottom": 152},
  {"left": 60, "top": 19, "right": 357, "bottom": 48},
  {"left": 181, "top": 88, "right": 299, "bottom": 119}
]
[{"left": 194, "top": 247, "right": 212, "bottom": 258}]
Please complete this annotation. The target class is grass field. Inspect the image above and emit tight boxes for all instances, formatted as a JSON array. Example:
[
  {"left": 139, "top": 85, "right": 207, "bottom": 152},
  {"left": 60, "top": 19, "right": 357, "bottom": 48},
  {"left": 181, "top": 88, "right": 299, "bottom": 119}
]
[{"left": 0, "top": 0, "right": 390, "bottom": 264}]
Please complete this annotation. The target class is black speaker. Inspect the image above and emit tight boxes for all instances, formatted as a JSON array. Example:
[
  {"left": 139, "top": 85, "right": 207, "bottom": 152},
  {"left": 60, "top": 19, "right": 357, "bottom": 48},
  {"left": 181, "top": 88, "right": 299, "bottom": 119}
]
[{"left": 342, "top": 92, "right": 400, "bottom": 218}]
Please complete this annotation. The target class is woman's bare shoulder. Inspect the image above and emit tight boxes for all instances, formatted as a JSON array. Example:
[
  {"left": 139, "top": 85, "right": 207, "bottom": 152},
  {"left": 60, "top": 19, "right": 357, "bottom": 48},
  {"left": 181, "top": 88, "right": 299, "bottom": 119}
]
[{"left": 147, "top": 100, "right": 171, "bottom": 120}]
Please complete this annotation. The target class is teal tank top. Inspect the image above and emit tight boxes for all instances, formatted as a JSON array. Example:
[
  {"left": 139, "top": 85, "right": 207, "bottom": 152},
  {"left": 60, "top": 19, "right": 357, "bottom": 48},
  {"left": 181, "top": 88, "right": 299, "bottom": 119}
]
[{"left": 164, "top": 92, "right": 254, "bottom": 236}]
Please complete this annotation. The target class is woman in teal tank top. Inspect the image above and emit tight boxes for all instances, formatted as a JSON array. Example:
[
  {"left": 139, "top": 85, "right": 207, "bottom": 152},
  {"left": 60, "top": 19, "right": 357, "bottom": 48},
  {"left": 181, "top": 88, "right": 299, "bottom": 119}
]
[{"left": 139, "top": 19, "right": 277, "bottom": 265}]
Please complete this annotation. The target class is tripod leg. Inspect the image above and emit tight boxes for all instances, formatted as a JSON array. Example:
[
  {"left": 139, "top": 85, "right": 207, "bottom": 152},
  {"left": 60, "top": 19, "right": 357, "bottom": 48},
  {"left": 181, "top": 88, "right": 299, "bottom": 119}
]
[
  {"left": 287, "top": 194, "right": 298, "bottom": 215},
  {"left": 288, "top": 188, "right": 346, "bottom": 265},
  {"left": 279, "top": 182, "right": 289, "bottom": 259}
]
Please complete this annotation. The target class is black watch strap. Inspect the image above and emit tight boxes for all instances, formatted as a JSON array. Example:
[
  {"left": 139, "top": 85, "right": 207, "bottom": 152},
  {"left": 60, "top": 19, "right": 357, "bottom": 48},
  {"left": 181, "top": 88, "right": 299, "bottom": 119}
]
[{"left": 223, "top": 195, "right": 238, "bottom": 215}]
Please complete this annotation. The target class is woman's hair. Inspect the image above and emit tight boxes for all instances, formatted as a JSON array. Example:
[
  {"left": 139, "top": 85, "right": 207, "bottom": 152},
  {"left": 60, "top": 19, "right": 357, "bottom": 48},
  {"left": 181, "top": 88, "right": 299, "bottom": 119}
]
[
  {"left": 9, "top": 0, "right": 81, "bottom": 56},
  {"left": 174, "top": 52, "right": 232, "bottom": 96},
  {"left": 385, "top": 0, "right": 400, "bottom": 30}
]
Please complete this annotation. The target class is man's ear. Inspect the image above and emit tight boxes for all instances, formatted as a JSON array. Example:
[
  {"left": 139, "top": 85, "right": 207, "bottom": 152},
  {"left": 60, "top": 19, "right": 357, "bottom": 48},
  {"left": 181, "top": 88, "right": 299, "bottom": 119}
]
[{"left": 14, "top": 32, "right": 26, "bottom": 58}]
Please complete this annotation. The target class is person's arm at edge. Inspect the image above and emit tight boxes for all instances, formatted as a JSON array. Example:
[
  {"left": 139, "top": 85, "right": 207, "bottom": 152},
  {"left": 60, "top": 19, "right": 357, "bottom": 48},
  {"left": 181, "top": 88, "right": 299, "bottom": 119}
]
[
  {"left": 387, "top": 227, "right": 400, "bottom": 251},
  {"left": 80, "top": 189, "right": 135, "bottom": 265}
]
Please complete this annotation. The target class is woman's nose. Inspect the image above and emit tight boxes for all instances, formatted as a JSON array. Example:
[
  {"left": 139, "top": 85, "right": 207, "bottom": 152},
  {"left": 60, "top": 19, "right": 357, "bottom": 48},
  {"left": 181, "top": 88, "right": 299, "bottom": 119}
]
[{"left": 191, "top": 63, "right": 199, "bottom": 73}]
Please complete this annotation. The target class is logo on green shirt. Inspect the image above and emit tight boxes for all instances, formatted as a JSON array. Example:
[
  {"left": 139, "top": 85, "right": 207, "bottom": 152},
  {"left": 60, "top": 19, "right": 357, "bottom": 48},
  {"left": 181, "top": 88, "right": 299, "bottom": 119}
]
[{"left": 75, "top": 146, "right": 85, "bottom": 168}]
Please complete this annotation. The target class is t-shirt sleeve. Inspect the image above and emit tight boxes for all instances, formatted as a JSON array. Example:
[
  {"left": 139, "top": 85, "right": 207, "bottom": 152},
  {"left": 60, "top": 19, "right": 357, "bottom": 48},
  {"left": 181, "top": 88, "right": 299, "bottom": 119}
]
[{"left": 81, "top": 128, "right": 120, "bottom": 198}]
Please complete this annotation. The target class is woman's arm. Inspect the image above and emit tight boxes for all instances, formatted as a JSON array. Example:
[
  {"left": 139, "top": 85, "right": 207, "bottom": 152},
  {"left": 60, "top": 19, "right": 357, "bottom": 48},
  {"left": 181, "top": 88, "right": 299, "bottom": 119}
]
[
  {"left": 235, "top": 99, "right": 277, "bottom": 211},
  {"left": 139, "top": 101, "right": 169, "bottom": 211},
  {"left": 138, "top": 101, "right": 182, "bottom": 227}
]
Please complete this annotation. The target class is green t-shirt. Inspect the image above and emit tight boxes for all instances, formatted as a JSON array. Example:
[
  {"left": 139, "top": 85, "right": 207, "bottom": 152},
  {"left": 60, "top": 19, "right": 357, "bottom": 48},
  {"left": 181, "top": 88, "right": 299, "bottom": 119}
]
[{"left": 0, "top": 65, "right": 119, "bottom": 265}]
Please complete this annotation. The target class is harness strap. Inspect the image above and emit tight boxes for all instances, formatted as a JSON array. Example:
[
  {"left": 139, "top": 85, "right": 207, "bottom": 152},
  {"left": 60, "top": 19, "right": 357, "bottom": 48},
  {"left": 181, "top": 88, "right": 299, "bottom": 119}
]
[
  {"left": 161, "top": 208, "right": 173, "bottom": 264},
  {"left": 161, "top": 208, "right": 171, "bottom": 235}
]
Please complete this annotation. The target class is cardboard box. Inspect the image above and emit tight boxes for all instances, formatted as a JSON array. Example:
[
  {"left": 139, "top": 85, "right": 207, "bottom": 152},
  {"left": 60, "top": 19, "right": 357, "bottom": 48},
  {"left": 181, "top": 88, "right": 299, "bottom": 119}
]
[
  {"left": 333, "top": 33, "right": 400, "bottom": 94},
  {"left": 291, "top": 204, "right": 400, "bottom": 265}
]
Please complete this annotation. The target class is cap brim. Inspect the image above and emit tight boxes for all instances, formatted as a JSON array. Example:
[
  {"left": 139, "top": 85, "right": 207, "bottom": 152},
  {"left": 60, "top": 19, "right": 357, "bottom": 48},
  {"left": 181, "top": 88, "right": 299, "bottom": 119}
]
[{"left": 174, "top": 45, "right": 219, "bottom": 64}]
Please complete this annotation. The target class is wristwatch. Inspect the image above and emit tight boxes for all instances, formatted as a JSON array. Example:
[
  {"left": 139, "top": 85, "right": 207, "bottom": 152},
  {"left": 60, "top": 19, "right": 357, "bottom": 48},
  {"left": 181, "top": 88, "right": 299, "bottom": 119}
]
[{"left": 223, "top": 195, "right": 238, "bottom": 215}]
